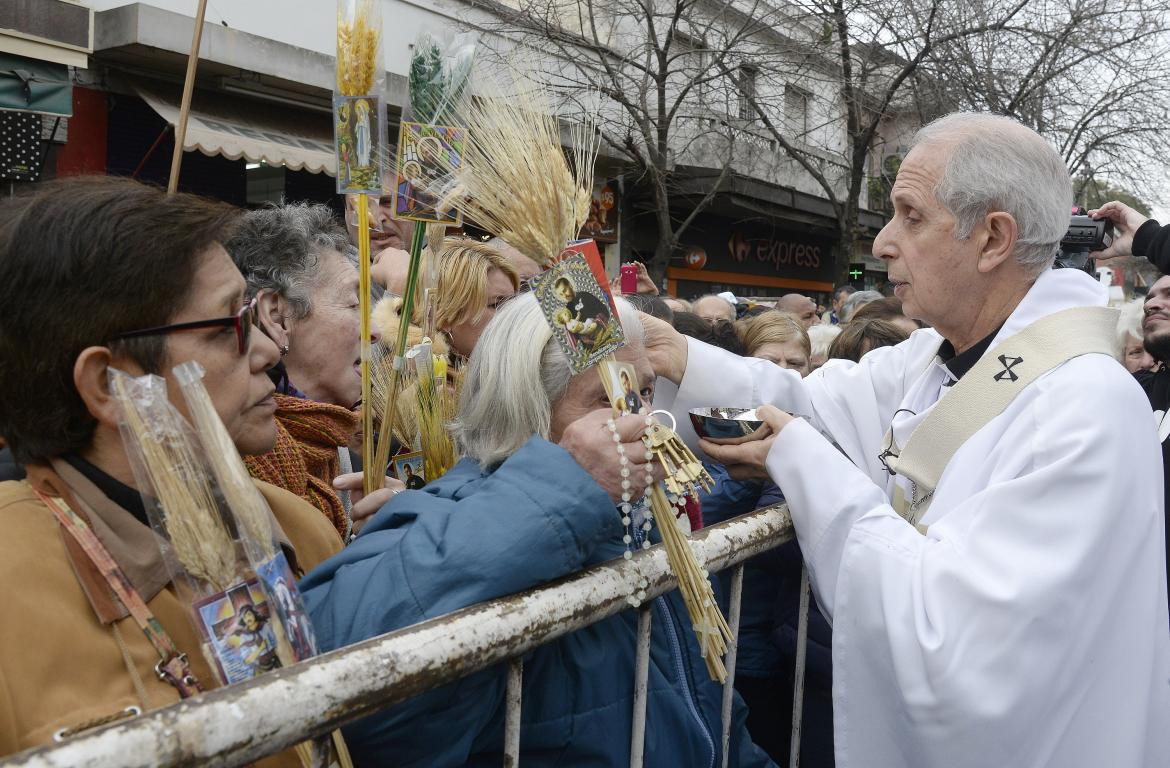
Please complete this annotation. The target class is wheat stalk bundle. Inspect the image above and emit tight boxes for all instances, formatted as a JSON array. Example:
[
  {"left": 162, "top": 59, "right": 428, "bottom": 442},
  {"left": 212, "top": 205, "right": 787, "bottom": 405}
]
[
  {"left": 173, "top": 362, "right": 277, "bottom": 560},
  {"left": 412, "top": 347, "right": 456, "bottom": 481},
  {"left": 448, "top": 80, "right": 599, "bottom": 266},
  {"left": 109, "top": 370, "right": 237, "bottom": 591},
  {"left": 649, "top": 484, "right": 734, "bottom": 681},
  {"left": 336, "top": 0, "right": 380, "bottom": 97}
]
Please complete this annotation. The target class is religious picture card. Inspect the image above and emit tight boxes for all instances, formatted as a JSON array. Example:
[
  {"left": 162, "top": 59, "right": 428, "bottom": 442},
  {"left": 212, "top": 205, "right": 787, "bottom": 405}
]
[
  {"left": 193, "top": 580, "right": 282, "bottom": 685},
  {"left": 334, "top": 95, "right": 386, "bottom": 194},
  {"left": 600, "top": 359, "right": 644, "bottom": 416},
  {"left": 255, "top": 552, "right": 318, "bottom": 663},
  {"left": 393, "top": 450, "right": 427, "bottom": 489},
  {"left": 533, "top": 251, "right": 625, "bottom": 374},
  {"left": 390, "top": 121, "right": 464, "bottom": 224}
]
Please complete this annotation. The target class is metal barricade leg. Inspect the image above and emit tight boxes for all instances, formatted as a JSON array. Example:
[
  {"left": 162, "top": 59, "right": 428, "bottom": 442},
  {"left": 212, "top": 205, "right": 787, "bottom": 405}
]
[
  {"left": 504, "top": 658, "right": 523, "bottom": 767},
  {"left": 789, "top": 564, "right": 811, "bottom": 768},
  {"left": 720, "top": 564, "right": 745, "bottom": 768},
  {"left": 630, "top": 605, "right": 653, "bottom": 768}
]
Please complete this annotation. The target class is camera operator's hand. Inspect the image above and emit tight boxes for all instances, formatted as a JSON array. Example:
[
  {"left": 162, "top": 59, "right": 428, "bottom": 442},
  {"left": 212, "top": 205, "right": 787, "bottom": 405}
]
[{"left": 1090, "top": 201, "right": 1150, "bottom": 262}]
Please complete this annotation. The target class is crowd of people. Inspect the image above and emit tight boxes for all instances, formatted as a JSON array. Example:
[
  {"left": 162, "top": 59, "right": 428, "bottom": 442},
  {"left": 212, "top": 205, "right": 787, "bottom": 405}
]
[{"left": 0, "top": 110, "right": 1167, "bottom": 768}]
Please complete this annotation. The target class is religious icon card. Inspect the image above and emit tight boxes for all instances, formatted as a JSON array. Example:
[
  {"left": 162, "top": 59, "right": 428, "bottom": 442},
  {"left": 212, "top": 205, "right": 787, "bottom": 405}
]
[
  {"left": 533, "top": 251, "right": 625, "bottom": 374},
  {"left": 393, "top": 450, "right": 427, "bottom": 489},
  {"left": 391, "top": 121, "right": 464, "bottom": 224},
  {"left": 256, "top": 552, "right": 318, "bottom": 662},
  {"left": 334, "top": 95, "right": 385, "bottom": 194},
  {"left": 600, "top": 360, "right": 644, "bottom": 416},
  {"left": 193, "top": 580, "right": 281, "bottom": 685}
]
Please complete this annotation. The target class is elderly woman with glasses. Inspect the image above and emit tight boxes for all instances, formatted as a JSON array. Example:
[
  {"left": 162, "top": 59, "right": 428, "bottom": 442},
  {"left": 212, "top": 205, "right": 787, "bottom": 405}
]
[
  {"left": 300, "top": 294, "right": 774, "bottom": 768},
  {"left": 229, "top": 203, "right": 403, "bottom": 538}
]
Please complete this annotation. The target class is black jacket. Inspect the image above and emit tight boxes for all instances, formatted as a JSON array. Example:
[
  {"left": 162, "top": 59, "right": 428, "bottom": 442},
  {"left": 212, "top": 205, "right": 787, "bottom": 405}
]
[
  {"left": 1134, "top": 219, "right": 1170, "bottom": 274},
  {"left": 0, "top": 447, "right": 25, "bottom": 482},
  {"left": 1135, "top": 367, "right": 1170, "bottom": 613}
]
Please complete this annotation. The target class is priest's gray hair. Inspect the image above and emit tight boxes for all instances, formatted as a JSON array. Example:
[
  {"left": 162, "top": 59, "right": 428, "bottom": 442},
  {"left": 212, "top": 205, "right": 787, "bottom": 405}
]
[
  {"left": 912, "top": 112, "right": 1072, "bottom": 279},
  {"left": 228, "top": 202, "right": 351, "bottom": 319},
  {"left": 455, "top": 293, "right": 645, "bottom": 467}
]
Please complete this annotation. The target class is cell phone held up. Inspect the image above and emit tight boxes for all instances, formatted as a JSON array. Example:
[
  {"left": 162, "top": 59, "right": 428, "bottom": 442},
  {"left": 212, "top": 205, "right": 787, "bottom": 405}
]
[{"left": 619, "top": 263, "right": 638, "bottom": 295}]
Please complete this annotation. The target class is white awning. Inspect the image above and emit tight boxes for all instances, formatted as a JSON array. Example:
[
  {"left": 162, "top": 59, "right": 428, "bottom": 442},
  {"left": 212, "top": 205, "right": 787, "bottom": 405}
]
[{"left": 133, "top": 81, "right": 335, "bottom": 175}]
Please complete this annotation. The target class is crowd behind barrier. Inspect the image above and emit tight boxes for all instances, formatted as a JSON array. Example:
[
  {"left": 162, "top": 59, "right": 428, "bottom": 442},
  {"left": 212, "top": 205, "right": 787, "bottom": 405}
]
[{"left": 1, "top": 109, "right": 1168, "bottom": 768}]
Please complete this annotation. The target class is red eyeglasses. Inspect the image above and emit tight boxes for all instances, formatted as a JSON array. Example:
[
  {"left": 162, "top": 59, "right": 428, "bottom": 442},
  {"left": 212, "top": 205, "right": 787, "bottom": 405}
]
[{"left": 111, "top": 297, "right": 259, "bottom": 355}]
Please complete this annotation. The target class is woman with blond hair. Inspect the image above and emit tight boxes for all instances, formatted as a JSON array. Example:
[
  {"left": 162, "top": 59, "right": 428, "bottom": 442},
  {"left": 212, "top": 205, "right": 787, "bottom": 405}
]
[
  {"left": 374, "top": 236, "right": 519, "bottom": 364},
  {"left": 736, "top": 310, "right": 812, "bottom": 376}
]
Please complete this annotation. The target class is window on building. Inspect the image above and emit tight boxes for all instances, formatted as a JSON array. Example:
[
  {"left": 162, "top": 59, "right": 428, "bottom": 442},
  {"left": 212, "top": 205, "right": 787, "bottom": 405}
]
[
  {"left": 737, "top": 66, "right": 758, "bottom": 120},
  {"left": 785, "top": 84, "right": 811, "bottom": 138}
]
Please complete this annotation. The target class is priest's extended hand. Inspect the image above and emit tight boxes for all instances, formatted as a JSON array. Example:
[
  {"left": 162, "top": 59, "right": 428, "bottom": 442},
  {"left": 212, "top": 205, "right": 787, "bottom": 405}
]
[
  {"left": 638, "top": 312, "right": 688, "bottom": 385},
  {"left": 699, "top": 404, "right": 795, "bottom": 481}
]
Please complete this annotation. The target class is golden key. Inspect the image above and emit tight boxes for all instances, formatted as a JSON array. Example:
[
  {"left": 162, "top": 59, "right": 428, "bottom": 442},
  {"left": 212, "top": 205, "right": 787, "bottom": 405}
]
[{"left": 643, "top": 411, "right": 714, "bottom": 497}]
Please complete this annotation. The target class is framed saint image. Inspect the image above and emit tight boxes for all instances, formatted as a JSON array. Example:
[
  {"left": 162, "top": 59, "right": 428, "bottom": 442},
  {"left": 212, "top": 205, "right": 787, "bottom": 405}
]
[
  {"left": 390, "top": 122, "right": 464, "bottom": 224},
  {"left": 393, "top": 450, "right": 426, "bottom": 489},
  {"left": 334, "top": 95, "right": 385, "bottom": 194},
  {"left": 193, "top": 580, "right": 281, "bottom": 685},
  {"left": 533, "top": 253, "right": 625, "bottom": 374},
  {"left": 600, "top": 360, "right": 644, "bottom": 415}
]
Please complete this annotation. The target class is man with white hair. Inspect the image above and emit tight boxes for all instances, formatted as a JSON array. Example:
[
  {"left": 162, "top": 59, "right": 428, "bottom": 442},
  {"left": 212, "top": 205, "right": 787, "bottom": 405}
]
[
  {"left": 646, "top": 112, "right": 1169, "bottom": 767},
  {"left": 693, "top": 293, "right": 737, "bottom": 324}
]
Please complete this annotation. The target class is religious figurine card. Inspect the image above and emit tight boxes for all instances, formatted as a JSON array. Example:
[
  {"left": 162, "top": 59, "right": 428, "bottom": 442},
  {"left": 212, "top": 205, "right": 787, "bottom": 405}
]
[
  {"left": 600, "top": 359, "right": 644, "bottom": 415},
  {"left": 193, "top": 580, "right": 281, "bottom": 685},
  {"left": 393, "top": 450, "right": 427, "bottom": 489},
  {"left": 256, "top": 552, "right": 317, "bottom": 662},
  {"left": 334, "top": 95, "right": 385, "bottom": 194},
  {"left": 533, "top": 250, "right": 625, "bottom": 374},
  {"left": 391, "top": 121, "right": 464, "bottom": 224}
]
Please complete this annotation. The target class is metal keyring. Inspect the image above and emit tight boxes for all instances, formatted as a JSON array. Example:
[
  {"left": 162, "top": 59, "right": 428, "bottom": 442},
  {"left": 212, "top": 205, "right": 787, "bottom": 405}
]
[{"left": 647, "top": 409, "right": 676, "bottom": 432}]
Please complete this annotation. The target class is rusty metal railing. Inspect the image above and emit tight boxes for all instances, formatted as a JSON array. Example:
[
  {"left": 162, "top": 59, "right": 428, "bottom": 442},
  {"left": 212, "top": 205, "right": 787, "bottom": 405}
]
[{"left": 0, "top": 505, "right": 794, "bottom": 768}]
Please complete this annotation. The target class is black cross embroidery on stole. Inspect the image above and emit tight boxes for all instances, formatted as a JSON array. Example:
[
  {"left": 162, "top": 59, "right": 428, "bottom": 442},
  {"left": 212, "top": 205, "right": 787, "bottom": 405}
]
[{"left": 993, "top": 354, "right": 1023, "bottom": 382}]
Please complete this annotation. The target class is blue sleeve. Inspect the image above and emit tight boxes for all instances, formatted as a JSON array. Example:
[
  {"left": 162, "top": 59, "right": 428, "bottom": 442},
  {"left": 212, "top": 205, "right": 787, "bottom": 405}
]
[
  {"left": 298, "top": 436, "right": 619, "bottom": 764},
  {"left": 698, "top": 462, "right": 763, "bottom": 527},
  {"left": 301, "top": 435, "right": 619, "bottom": 648}
]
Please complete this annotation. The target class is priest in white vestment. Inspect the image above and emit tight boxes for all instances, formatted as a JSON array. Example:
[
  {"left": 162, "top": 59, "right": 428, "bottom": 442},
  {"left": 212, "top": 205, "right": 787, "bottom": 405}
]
[{"left": 649, "top": 113, "right": 1170, "bottom": 767}]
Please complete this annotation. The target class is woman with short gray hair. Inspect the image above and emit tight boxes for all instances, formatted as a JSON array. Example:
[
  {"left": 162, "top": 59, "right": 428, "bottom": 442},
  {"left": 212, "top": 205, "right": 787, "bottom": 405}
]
[
  {"left": 300, "top": 293, "right": 773, "bottom": 767},
  {"left": 229, "top": 203, "right": 400, "bottom": 537},
  {"left": 839, "top": 289, "right": 883, "bottom": 323}
]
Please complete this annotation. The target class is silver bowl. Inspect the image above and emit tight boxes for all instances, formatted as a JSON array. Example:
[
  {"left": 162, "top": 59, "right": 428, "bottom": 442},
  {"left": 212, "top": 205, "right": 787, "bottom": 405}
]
[{"left": 689, "top": 407, "right": 765, "bottom": 443}]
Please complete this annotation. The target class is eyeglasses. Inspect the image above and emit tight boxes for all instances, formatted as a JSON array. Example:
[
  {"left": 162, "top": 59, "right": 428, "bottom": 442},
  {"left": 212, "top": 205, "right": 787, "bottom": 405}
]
[
  {"left": 345, "top": 197, "right": 394, "bottom": 234},
  {"left": 111, "top": 297, "right": 259, "bottom": 355}
]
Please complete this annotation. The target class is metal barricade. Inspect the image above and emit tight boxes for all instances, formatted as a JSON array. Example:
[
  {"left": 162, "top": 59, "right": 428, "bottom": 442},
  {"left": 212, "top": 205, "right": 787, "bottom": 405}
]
[{"left": 0, "top": 505, "right": 794, "bottom": 768}]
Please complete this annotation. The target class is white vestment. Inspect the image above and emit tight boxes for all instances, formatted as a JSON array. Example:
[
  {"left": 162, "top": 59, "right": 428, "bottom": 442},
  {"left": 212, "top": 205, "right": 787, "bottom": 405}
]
[{"left": 658, "top": 268, "right": 1170, "bottom": 767}]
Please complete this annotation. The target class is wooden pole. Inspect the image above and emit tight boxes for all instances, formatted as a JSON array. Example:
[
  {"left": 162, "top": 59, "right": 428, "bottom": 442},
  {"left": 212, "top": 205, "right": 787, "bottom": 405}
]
[{"left": 167, "top": 0, "right": 209, "bottom": 194}]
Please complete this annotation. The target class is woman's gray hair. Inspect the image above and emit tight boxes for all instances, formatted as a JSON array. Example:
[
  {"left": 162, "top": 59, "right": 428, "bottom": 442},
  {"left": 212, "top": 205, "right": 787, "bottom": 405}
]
[
  {"left": 1116, "top": 298, "right": 1145, "bottom": 349},
  {"left": 454, "top": 294, "right": 645, "bottom": 467},
  {"left": 840, "top": 290, "right": 882, "bottom": 323},
  {"left": 227, "top": 202, "right": 350, "bottom": 319},
  {"left": 912, "top": 112, "right": 1072, "bottom": 279}
]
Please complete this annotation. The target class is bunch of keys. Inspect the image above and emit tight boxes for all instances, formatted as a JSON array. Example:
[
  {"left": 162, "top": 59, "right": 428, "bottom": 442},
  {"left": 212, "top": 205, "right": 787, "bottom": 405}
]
[{"left": 643, "top": 411, "right": 713, "bottom": 497}]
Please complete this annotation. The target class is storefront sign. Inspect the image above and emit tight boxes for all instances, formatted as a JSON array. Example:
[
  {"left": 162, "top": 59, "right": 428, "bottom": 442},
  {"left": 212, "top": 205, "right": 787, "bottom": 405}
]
[{"left": 680, "top": 217, "right": 834, "bottom": 284}]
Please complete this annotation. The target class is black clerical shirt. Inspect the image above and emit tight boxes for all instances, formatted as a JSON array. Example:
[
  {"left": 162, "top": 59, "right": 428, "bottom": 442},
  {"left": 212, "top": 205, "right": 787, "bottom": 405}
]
[{"left": 937, "top": 326, "right": 1002, "bottom": 386}]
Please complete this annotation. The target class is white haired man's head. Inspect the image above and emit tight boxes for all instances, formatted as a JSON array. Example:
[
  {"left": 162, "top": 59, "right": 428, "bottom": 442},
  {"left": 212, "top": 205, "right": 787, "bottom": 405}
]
[{"left": 873, "top": 112, "right": 1073, "bottom": 346}]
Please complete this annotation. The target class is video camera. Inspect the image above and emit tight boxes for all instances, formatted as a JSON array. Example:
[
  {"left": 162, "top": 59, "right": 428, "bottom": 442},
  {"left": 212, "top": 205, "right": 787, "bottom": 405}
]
[{"left": 1055, "top": 206, "right": 1112, "bottom": 274}]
